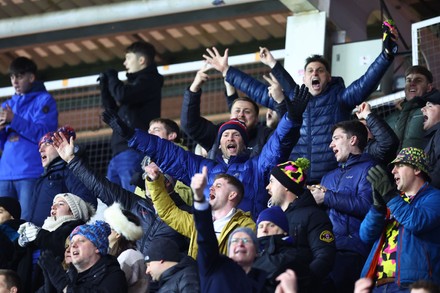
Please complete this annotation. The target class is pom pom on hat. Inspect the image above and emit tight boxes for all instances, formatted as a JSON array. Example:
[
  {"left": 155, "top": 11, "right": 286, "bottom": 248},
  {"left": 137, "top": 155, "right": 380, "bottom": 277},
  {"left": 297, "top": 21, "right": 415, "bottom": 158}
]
[{"left": 270, "top": 158, "right": 310, "bottom": 195}]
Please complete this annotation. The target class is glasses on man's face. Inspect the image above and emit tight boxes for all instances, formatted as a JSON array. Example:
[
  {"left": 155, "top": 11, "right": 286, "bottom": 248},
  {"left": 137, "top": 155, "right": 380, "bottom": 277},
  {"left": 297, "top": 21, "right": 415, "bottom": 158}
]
[{"left": 230, "top": 237, "right": 252, "bottom": 244}]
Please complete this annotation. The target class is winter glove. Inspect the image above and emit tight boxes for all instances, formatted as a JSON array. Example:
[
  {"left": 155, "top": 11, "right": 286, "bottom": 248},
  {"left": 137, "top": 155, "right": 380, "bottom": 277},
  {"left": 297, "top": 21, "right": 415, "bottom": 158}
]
[
  {"left": 286, "top": 84, "right": 311, "bottom": 123},
  {"left": 18, "top": 222, "right": 41, "bottom": 247},
  {"left": 382, "top": 19, "right": 398, "bottom": 56},
  {"left": 102, "top": 109, "right": 135, "bottom": 141},
  {"left": 371, "top": 189, "right": 387, "bottom": 213},
  {"left": 103, "top": 68, "right": 118, "bottom": 78},
  {"left": 38, "top": 250, "right": 69, "bottom": 292},
  {"left": 367, "top": 165, "right": 398, "bottom": 204}
]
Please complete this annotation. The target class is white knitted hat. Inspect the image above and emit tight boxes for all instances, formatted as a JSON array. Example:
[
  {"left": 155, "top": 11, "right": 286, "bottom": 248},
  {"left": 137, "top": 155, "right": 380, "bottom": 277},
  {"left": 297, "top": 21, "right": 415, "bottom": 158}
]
[
  {"left": 103, "top": 202, "right": 143, "bottom": 241},
  {"left": 54, "top": 193, "right": 96, "bottom": 222}
]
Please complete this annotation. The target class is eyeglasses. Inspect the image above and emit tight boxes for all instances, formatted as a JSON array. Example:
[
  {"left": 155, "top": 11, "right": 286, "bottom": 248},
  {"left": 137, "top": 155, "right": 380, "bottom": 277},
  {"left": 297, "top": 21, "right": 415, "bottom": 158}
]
[{"left": 230, "top": 237, "right": 252, "bottom": 244}]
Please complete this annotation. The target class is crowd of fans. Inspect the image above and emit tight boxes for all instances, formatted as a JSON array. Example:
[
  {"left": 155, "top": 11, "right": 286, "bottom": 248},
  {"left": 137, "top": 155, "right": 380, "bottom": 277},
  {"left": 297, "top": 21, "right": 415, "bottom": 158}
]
[{"left": 0, "top": 22, "right": 440, "bottom": 293}]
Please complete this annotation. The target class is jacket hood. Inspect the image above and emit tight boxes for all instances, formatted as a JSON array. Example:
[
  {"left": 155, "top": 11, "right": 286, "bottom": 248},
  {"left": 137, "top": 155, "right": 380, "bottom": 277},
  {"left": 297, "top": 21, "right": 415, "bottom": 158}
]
[{"left": 29, "top": 80, "right": 47, "bottom": 93}]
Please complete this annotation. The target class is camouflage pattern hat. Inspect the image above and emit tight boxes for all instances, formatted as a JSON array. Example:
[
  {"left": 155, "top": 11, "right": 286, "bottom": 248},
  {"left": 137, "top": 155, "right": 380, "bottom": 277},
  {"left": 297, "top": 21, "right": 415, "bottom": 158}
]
[{"left": 390, "top": 147, "right": 429, "bottom": 174}]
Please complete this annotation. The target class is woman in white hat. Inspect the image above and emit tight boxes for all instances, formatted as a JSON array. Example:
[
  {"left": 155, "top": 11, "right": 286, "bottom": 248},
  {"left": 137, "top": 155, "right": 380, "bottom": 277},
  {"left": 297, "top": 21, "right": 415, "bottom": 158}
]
[{"left": 17, "top": 192, "right": 95, "bottom": 292}]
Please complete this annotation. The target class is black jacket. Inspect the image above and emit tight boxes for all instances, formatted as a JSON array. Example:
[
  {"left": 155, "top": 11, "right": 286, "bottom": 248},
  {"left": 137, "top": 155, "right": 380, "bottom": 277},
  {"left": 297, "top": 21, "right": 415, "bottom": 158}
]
[
  {"left": 364, "top": 112, "right": 399, "bottom": 165},
  {"left": 157, "top": 256, "right": 200, "bottom": 293},
  {"left": 67, "top": 156, "right": 188, "bottom": 255},
  {"left": 194, "top": 205, "right": 265, "bottom": 293},
  {"left": 253, "top": 235, "right": 312, "bottom": 293},
  {"left": 180, "top": 88, "right": 273, "bottom": 158},
  {"left": 102, "top": 64, "right": 164, "bottom": 157},
  {"left": 284, "top": 190, "right": 336, "bottom": 281},
  {"left": 0, "top": 219, "right": 24, "bottom": 269},
  {"left": 66, "top": 255, "right": 127, "bottom": 292}
]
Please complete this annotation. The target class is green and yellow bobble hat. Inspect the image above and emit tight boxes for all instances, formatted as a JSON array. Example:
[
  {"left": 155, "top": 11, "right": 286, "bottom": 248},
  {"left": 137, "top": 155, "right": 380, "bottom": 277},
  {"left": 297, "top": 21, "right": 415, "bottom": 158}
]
[{"left": 270, "top": 158, "right": 310, "bottom": 196}]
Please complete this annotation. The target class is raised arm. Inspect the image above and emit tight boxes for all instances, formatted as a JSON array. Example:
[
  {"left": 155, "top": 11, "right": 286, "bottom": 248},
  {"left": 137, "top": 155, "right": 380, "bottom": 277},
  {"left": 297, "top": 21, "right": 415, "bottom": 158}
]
[
  {"left": 145, "top": 163, "right": 195, "bottom": 239},
  {"left": 52, "top": 131, "right": 140, "bottom": 209},
  {"left": 192, "top": 167, "right": 220, "bottom": 271},
  {"left": 356, "top": 102, "right": 399, "bottom": 164},
  {"left": 181, "top": 64, "right": 219, "bottom": 151}
]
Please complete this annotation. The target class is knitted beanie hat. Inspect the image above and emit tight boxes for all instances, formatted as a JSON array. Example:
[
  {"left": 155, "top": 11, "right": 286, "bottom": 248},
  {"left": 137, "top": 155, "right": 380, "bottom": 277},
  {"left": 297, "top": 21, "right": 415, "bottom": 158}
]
[
  {"left": 54, "top": 193, "right": 96, "bottom": 222},
  {"left": 256, "top": 206, "right": 289, "bottom": 233},
  {"left": 103, "top": 203, "right": 143, "bottom": 241},
  {"left": 0, "top": 197, "right": 21, "bottom": 220},
  {"left": 217, "top": 118, "right": 249, "bottom": 146},
  {"left": 38, "top": 131, "right": 55, "bottom": 148},
  {"left": 145, "top": 238, "right": 181, "bottom": 262},
  {"left": 228, "top": 227, "right": 258, "bottom": 250},
  {"left": 70, "top": 221, "right": 111, "bottom": 255},
  {"left": 38, "top": 125, "right": 76, "bottom": 147},
  {"left": 270, "top": 158, "right": 310, "bottom": 196}
]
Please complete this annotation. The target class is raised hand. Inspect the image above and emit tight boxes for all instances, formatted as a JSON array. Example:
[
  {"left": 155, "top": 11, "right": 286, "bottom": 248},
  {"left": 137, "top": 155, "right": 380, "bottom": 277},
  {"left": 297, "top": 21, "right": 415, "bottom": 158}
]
[
  {"left": 285, "top": 84, "right": 311, "bottom": 123},
  {"left": 144, "top": 162, "right": 161, "bottom": 181},
  {"left": 191, "top": 166, "right": 208, "bottom": 202},
  {"left": 382, "top": 19, "right": 398, "bottom": 55},
  {"left": 38, "top": 250, "right": 69, "bottom": 291},
  {"left": 355, "top": 102, "right": 372, "bottom": 120},
  {"left": 367, "top": 165, "right": 398, "bottom": 204},
  {"left": 190, "top": 63, "right": 211, "bottom": 92},
  {"left": 259, "top": 47, "right": 277, "bottom": 68},
  {"left": 203, "top": 47, "right": 229, "bottom": 76},
  {"left": 102, "top": 109, "right": 135, "bottom": 141},
  {"left": 52, "top": 131, "right": 75, "bottom": 163},
  {"left": 263, "top": 73, "right": 284, "bottom": 103}
]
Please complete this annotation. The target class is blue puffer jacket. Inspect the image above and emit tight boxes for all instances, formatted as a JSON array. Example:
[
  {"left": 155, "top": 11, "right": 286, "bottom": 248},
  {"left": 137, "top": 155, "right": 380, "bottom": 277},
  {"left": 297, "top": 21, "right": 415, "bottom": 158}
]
[
  {"left": 128, "top": 113, "right": 300, "bottom": 218},
  {"left": 320, "top": 153, "right": 375, "bottom": 257},
  {"left": 360, "top": 183, "right": 440, "bottom": 285},
  {"left": 0, "top": 81, "right": 58, "bottom": 180},
  {"left": 225, "top": 51, "right": 393, "bottom": 182}
]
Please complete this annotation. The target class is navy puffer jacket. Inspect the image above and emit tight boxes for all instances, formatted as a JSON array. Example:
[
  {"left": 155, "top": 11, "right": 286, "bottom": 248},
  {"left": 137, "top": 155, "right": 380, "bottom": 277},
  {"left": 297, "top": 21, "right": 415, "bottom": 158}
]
[
  {"left": 225, "top": 51, "right": 393, "bottom": 182},
  {"left": 320, "top": 153, "right": 376, "bottom": 257}
]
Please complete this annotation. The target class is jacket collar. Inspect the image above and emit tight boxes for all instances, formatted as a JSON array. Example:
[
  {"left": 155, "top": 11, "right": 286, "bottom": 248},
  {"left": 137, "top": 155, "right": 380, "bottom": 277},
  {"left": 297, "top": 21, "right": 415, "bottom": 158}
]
[{"left": 126, "top": 63, "right": 159, "bottom": 81}]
